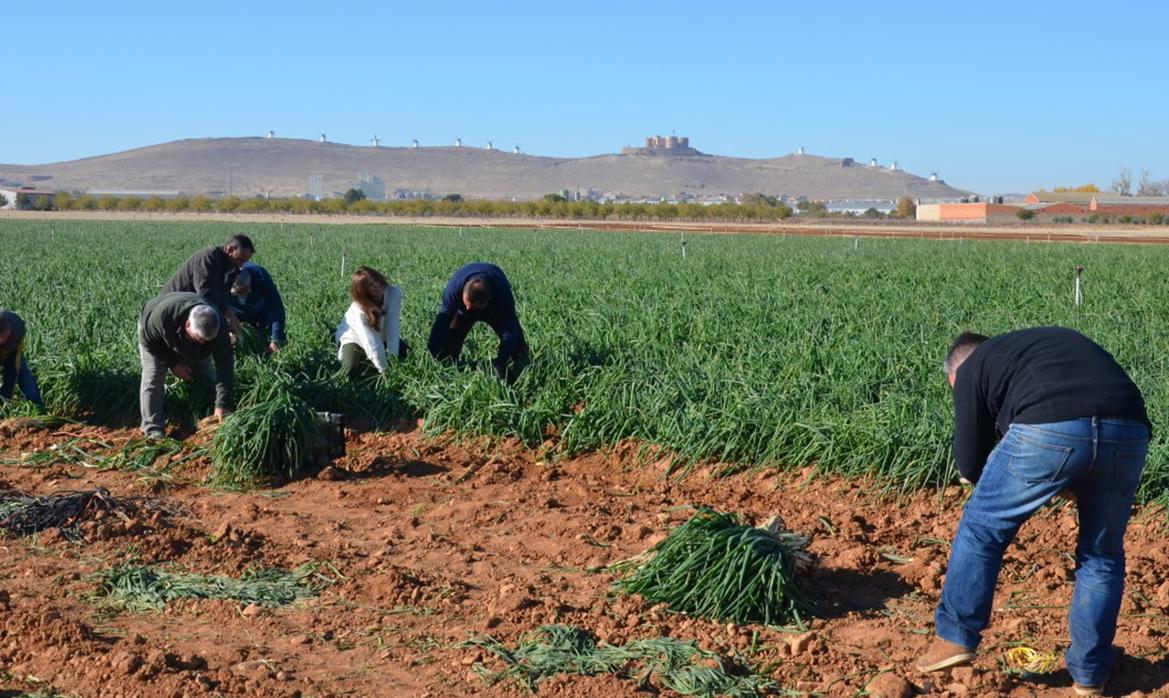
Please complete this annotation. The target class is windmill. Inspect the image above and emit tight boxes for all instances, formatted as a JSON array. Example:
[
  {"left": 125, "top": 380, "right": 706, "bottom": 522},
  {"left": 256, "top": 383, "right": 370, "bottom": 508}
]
[
  {"left": 513, "top": 145, "right": 521, "bottom": 154},
  {"left": 370, "top": 135, "right": 381, "bottom": 148},
  {"left": 412, "top": 138, "right": 419, "bottom": 149},
  {"left": 487, "top": 140, "right": 494, "bottom": 150},
  {"left": 320, "top": 133, "right": 327, "bottom": 143},
  {"left": 455, "top": 137, "right": 462, "bottom": 147},
  {"left": 266, "top": 130, "right": 275, "bottom": 139}
]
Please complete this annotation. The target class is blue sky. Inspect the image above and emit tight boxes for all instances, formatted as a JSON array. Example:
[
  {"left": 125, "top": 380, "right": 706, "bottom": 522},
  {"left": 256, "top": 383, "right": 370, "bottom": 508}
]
[{"left": 4, "top": 0, "right": 1166, "bottom": 194}]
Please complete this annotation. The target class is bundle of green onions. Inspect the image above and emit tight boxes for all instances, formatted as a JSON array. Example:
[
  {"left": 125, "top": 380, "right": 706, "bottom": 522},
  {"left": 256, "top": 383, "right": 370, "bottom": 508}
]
[
  {"left": 210, "top": 387, "right": 323, "bottom": 489},
  {"left": 232, "top": 323, "right": 268, "bottom": 356},
  {"left": 93, "top": 561, "right": 332, "bottom": 612},
  {"left": 464, "top": 624, "right": 774, "bottom": 697},
  {"left": 614, "top": 507, "right": 815, "bottom": 627}
]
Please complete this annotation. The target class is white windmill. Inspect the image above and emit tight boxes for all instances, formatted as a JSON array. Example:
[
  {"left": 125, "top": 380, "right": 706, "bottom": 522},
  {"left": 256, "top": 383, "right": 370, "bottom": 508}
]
[
  {"left": 487, "top": 141, "right": 494, "bottom": 150},
  {"left": 869, "top": 157, "right": 878, "bottom": 168},
  {"left": 320, "top": 133, "right": 327, "bottom": 143},
  {"left": 412, "top": 138, "right": 419, "bottom": 149},
  {"left": 370, "top": 135, "right": 381, "bottom": 148},
  {"left": 455, "top": 137, "right": 462, "bottom": 147},
  {"left": 266, "top": 130, "right": 275, "bottom": 139},
  {"left": 890, "top": 160, "right": 899, "bottom": 171},
  {"left": 797, "top": 145, "right": 805, "bottom": 155},
  {"left": 928, "top": 171, "right": 939, "bottom": 182},
  {"left": 513, "top": 145, "right": 521, "bottom": 154}
]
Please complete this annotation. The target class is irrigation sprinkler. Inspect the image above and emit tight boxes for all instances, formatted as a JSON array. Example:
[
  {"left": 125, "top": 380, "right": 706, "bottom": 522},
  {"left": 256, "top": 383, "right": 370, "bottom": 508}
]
[
  {"left": 681, "top": 231, "right": 687, "bottom": 259},
  {"left": 1074, "top": 265, "right": 1084, "bottom": 307}
]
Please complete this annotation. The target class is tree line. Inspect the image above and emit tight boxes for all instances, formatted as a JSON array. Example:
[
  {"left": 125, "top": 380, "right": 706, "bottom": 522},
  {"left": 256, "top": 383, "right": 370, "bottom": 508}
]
[{"left": 40, "top": 191, "right": 919, "bottom": 222}]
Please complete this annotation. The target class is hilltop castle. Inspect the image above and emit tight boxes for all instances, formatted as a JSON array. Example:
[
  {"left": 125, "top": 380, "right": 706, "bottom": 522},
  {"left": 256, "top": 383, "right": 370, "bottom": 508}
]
[{"left": 621, "top": 134, "right": 702, "bottom": 156}]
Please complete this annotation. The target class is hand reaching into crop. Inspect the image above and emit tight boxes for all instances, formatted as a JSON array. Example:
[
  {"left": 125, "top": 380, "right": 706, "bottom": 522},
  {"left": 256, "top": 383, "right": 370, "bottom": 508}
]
[
  {"left": 172, "top": 363, "right": 193, "bottom": 381},
  {"left": 213, "top": 407, "right": 231, "bottom": 420},
  {"left": 225, "top": 308, "right": 241, "bottom": 334},
  {"left": 268, "top": 341, "right": 281, "bottom": 354}
]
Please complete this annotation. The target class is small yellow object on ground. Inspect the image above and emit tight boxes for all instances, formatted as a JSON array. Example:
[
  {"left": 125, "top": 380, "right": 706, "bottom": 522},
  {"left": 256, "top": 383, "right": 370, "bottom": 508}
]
[{"left": 1004, "top": 646, "right": 1059, "bottom": 674}]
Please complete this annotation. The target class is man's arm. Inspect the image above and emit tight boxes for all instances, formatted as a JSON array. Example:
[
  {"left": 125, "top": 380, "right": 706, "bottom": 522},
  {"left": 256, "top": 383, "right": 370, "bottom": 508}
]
[
  {"left": 266, "top": 279, "right": 287, "bottom": 345},
  {"left": 486, "top": 303, "right": 520, "bottom": 369},
  {"left": 952, "top": 370, "right": 996, "bottom": 483}
]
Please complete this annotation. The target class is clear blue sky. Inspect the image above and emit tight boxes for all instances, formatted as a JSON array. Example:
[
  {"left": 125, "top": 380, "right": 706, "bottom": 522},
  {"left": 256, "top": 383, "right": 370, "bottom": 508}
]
[{"left": 5, "top": 0, "right": 1167, "bottom": 194}]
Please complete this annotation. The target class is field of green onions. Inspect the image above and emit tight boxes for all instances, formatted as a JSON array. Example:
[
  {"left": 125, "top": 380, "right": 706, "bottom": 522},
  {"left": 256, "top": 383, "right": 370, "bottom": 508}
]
[{"left": 2, "top": 219, "right": 1167, "bottom": 503}]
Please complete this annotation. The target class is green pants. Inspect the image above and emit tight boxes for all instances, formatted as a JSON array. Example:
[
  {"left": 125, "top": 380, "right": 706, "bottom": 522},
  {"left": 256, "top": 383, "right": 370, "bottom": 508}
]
[{"left": 338, "top": 339, "right": 409, "bottom": 381}]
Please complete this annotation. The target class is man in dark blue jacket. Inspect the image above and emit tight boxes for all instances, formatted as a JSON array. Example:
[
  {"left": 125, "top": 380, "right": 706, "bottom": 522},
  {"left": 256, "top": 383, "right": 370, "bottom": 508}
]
[
  {"left": 917, "top": 327, "right": 1149, "bottom": 697},
  {"left": 427, "top": 262, "right": 527, "bottom": 379},
  {"left": 0, "top": 309, "right": 43, "bottom": 407},
  {"left": 229, "top": 262, "right": 286, "bottom": 354}
]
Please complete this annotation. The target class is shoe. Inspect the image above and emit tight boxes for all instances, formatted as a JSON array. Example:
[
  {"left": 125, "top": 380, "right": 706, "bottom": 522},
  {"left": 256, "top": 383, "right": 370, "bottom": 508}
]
[
  {"left": 144, "top": 430, "right": 166, "bottom": 441},
  {"left": 915, "top": 637, "right": 976, "bottom": 673},
  {"left": 1073, "top": 683, "right": 1104, "bottom": 696}
]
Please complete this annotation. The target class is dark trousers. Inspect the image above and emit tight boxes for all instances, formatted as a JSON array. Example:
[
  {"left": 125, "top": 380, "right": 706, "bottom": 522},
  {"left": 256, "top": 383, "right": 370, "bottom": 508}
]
[
  {"left": 339, "top": 339, "right": 409, "bottom": 381},
  {"left": 426, "top": 311, "right": 528, "bottom": 366}
]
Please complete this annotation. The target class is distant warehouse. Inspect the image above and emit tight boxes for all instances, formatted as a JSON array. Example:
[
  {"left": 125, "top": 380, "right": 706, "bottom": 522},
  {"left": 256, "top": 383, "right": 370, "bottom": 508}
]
[{"left": 916, "top": 202, "right": 1020, "bottom": 224}]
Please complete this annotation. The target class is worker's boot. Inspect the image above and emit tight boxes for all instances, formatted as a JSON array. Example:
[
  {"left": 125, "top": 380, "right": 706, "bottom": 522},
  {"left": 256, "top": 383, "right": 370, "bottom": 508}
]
[{"left": 915, "top": 637, "right": 976, "bottom": 673}]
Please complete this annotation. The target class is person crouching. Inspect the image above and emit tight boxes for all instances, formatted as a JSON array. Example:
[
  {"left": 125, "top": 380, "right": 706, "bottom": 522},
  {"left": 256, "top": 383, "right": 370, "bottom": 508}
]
[{"left": 335, "top": 266, "right": 408, "bottom": 380}]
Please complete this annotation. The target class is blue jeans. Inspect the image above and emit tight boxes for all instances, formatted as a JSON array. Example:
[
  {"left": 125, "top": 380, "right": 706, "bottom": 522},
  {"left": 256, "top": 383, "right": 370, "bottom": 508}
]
[
  {"left": 1, "top": 354, "right": 43, "bottom": 406},
  {"left": 936, "top": 418, "right": 1148, "bottom": 687}
]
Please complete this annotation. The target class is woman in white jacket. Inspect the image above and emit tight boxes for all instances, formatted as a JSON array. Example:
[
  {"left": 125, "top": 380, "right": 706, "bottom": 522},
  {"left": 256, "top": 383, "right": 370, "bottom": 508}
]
[{"left": 335, "top": 266, "right": 407, "bottom": 379}]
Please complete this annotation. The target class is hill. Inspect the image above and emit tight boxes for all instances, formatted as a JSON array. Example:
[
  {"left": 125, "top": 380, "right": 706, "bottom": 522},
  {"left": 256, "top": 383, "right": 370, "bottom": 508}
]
[{"left": 0, "top": 137, "right": 972, "bottom": 201}]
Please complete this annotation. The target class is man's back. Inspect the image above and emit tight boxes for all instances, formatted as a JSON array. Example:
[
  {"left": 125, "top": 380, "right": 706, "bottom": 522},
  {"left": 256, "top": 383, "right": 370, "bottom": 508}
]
[
  {"left": 953, "top": 326, "right": 1149, "bottom": 480},
  {"left": 163, "top": 246, "right": 232, "bottom": 310}
]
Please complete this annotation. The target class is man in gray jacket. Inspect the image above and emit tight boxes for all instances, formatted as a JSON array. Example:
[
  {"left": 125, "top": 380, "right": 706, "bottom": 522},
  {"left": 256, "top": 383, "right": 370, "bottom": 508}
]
[{"left": 138, "top": 292, "right": 234, "bottom": 438}]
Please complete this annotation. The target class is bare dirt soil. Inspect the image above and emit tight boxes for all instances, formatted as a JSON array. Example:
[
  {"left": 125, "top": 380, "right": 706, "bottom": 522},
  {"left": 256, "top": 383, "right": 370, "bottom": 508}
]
[
  {"left": 1, "top": 420, "right": 1167, "bottom": 698},
  {"left": 5, "top": 210, "right": 1169, "bottom": 245}
]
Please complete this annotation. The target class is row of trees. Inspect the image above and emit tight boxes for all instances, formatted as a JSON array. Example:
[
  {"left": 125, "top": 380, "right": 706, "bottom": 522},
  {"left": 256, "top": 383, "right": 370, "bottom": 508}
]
[
  {"left": 40, "top": 191, "right": 919, "bottom": 223},
  {"left": 1111, "top": 168, "right": 1169, "bottom": 197}
]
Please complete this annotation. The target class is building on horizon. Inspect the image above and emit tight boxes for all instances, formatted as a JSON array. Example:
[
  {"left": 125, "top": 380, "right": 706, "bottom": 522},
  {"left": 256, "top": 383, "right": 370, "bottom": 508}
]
[
  {"left": 353, "top": 172, "right": 386, "bottom": 201},
  {"left": 621, "top": 134, "right": 701, "bottom": 156}
]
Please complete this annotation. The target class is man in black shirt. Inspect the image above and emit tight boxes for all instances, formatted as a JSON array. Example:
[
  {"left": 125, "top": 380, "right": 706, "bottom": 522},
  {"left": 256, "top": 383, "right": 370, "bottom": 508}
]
[
  {"left": 162, "top": 234, "right": 255, "bottom": 332},
  {"left": 917, "top": 327, "right": 1149, "bottom": 696}
]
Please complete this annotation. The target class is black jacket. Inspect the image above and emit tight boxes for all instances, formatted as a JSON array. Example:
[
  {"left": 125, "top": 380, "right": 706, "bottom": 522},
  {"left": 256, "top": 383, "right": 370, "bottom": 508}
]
[
  {"left": 952, "top": 326, "right": 1149, "bottom": 482},
  {"left": 162, "top": 246, "right": 236, "bottom": 313}
]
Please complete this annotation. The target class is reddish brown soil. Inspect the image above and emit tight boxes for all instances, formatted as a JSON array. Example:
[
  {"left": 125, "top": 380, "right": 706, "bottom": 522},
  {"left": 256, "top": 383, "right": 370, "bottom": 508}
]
[
  {"left": 7, "top": 210, "right": 1169, "bottom": 246},
  {"left": 1, "top": 420, "right": 1167, "bottom": 698}
]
